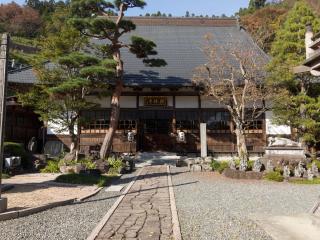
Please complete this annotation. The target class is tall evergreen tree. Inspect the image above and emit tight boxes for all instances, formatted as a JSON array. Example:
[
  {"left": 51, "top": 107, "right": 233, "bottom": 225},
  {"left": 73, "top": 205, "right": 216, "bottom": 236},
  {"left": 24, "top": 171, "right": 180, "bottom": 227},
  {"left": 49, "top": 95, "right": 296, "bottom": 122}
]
[
  {"left": 69, "top": 0, "right": 166, "bottom": 159},
  {"left": 249, "top": 0, "right": 267, "bottom": 10},
  {"left": 268, "top": 1, "right": 320, "bottom": 148}
]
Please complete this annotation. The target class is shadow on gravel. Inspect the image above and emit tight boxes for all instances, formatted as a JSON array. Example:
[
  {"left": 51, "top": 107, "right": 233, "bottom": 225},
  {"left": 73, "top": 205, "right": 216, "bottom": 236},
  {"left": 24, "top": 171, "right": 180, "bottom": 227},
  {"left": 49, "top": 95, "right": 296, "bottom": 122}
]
[{"left": 75, "top": 181, "right": 198, "bottom": 205}]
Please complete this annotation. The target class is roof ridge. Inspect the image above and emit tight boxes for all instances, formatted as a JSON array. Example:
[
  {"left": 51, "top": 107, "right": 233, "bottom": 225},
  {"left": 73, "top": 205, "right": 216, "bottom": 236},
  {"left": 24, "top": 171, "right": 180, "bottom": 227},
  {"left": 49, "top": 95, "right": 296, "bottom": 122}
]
[{"left": 114, "top": 17, "right": 238, "bottom": 27}]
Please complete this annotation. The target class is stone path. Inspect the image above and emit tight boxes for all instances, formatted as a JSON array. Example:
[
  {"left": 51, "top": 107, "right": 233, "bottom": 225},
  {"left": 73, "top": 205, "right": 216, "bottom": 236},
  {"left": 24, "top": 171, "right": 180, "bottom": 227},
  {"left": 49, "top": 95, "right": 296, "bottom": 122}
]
[{"left": 95, "top": 165, "right": 173, "bottom": 240}]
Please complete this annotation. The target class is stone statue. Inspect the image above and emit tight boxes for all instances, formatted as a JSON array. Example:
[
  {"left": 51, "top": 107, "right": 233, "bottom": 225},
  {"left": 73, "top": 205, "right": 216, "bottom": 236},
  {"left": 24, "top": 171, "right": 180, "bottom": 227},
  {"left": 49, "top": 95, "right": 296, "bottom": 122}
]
[
  {"left": 27, "top": 137, "right": 37, "bottom": 153},
  {"left": 268, "top": 137, "right": 301, "bottom": 147},
  {"left": 239, "top": 159, "right": 247, "bottom": 171},
  {"left": 70, "top": 142, "right": 75, "bottom": 154},
  {"left": 283, "top": 165, "right": 291, "bottom": 179},
  {"left": 229, "top": 158, "right": 236, "bottom": 170},
  {"left": 253, "top": 159, "right": 263, "bottom": 172},
  {"left": 307, "top": 168, "right": 314, "bottom": 181},
  {"left": 294, "top": 161, "right": 305, "bottom": 178},
  {"left": 266, "top": 160, "right": 274, "bottom": 173},
  {"left": 311, "top": 162, "right": 319, "bottom": 177}
]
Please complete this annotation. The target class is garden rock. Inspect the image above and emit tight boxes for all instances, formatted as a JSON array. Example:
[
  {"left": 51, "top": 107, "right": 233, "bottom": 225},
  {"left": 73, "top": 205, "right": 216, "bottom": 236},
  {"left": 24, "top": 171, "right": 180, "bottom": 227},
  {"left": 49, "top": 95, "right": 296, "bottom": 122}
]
[
  {"left": 191, "top": 164, "right": 202, "bottom": 172},
  {"left": 229, "top": 159, "right": 236, "bottom": 170},
  {"left": 266, "top": 160, "right": 274, "bottom": 173},
  {"left": 311, "top": 162, "right": 319, "bottom": 177},
  {"left": 253, "top": 159, "right": 263, "bottom": 172},
  {"left": 283, "top": 166, "right": 291, "bottom": 179}
]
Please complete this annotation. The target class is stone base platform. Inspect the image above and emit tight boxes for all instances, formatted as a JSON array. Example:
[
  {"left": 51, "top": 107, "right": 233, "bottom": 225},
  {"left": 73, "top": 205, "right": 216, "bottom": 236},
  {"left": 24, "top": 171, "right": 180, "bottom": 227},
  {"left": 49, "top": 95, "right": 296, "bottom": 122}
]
[{"left": 223, "top": 169, "right": 263, "bottom": 180}]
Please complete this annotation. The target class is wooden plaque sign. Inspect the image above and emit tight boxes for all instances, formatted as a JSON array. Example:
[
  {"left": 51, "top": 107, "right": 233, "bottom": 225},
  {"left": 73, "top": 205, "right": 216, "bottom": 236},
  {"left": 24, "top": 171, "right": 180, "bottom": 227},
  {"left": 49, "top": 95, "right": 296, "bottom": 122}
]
[{"left": 144, "top": 96, "right": 167, "bottom": 107}]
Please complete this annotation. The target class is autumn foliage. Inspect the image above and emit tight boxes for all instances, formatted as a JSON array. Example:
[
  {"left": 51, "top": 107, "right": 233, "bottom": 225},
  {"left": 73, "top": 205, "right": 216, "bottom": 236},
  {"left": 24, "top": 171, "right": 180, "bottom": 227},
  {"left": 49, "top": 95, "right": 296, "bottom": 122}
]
[{"left": 0, "top": 2, "right": 41, "bottom": 37}]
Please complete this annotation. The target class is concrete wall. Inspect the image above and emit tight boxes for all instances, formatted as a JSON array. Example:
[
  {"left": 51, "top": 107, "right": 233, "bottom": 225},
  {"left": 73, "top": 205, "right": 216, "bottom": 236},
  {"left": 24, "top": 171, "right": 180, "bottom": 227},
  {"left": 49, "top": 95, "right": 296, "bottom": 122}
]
[{"left": 265, "top": 111, "right": 291, "bottom": 135}]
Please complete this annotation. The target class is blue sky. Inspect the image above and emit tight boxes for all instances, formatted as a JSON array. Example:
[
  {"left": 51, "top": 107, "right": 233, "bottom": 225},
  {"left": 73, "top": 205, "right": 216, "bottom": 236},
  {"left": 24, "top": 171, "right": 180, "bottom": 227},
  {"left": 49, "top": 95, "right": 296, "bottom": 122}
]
[{"left": 0, "top": 0, "right": 249, "bottom": 17}]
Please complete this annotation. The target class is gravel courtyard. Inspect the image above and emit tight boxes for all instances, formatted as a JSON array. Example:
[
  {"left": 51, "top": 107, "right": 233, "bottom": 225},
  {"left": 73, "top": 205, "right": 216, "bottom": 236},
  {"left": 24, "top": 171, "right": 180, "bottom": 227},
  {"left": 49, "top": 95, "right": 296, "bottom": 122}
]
[
  {"left": 0, "top": 172, "right": 137, "bottom": 240},
  {"left": 171, "top": 167, "right": 320, "bottom": 240}
]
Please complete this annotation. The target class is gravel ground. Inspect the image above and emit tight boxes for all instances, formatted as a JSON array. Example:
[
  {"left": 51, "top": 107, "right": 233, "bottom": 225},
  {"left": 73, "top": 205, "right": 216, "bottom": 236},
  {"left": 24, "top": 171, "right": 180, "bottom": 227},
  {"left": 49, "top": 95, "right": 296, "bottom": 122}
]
[
  {"left": 0, "top": 171, "right": 137, "bottom": 240},
  {"left": 171, "top": 167, "right": 320, "bottom": 240}
]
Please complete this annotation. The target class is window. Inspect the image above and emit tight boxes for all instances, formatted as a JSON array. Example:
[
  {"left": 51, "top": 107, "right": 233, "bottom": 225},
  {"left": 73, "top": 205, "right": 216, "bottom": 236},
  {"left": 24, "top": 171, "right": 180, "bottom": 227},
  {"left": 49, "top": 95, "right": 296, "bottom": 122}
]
[
  {"left": 176, "top": 111, "right": 199, "bottom": 133},
  {"left": 202, "top": 111, "right": 230, "bottom": 131}
]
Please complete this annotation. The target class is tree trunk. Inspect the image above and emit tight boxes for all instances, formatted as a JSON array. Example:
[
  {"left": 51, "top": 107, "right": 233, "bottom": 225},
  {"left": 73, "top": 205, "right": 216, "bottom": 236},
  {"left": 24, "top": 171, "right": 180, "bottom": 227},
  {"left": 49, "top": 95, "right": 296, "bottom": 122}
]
[
  {"left": 100, "top": 81, "right": 123, "bottom": 159},
  {"left": 234, "top": 125, "right": 249, "bottom": 170},
  {"left": 100, "top": 50, "right": 124, "bottom": 159}
]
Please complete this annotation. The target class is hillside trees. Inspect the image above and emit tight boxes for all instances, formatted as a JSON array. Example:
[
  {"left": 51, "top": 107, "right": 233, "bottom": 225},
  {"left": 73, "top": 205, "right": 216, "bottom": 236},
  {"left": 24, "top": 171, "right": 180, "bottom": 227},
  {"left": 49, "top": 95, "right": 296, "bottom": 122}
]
[
  {"left": 268, "top": 1, "right": 320, "bottom": 148},
  {"left": 0, "top": 2, "right": 41, "bottom": 37},
  {"left": 69, "top": 0, "right": 166, "bottom": 159}
]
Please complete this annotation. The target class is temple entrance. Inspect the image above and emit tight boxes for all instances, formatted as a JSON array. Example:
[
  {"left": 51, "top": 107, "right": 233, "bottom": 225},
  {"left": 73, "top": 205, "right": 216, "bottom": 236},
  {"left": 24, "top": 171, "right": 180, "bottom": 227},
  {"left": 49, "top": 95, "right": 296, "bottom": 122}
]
[{"left": 138, "top": 110, "right": 174, "bottom": 151}]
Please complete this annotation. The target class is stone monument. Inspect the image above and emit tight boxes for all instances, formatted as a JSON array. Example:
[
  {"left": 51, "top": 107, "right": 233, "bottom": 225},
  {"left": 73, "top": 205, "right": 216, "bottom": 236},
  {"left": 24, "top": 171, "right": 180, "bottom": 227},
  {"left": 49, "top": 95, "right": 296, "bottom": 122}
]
[
  {"left": 311, "top": 162, "right": 319, "bottom": 177},
  {"left": 307, "top": 169, "right": 314, "bottom": 181},
  {"left": 294, "top": 161, "right": 305, "bottom": 178},
  {"left": 229, "top": 158, "right": 236, "bottom": 170},
  {"left": 253, "top": 158, "right": 263, "bottom": 172},
  {"left": 261, "top": 137, "right": 306, "bottom": 168},
  {"left": 266, "top": 160, "right": 274, "bottom": 173},
  {"left": 283, "top": 165, "right": 291, "bottom": 179},
  {"left": 239, "top": 159, "right": 247, "bottom": 172}
]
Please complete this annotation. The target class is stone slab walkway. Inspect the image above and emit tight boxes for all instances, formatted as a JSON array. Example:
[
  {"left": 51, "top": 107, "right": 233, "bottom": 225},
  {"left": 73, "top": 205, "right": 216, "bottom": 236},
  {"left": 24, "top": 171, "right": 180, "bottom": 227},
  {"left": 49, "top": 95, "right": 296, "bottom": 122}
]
[{"left": 95, "top": 165, "right": 173, "bottom": 240}]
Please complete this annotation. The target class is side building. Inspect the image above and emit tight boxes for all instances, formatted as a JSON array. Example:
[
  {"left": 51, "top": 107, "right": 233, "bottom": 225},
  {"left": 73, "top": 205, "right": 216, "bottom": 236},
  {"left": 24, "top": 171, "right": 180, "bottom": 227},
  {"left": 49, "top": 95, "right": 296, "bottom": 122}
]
[{"left": 8, "top": 18, "right": 290, "bottom": 157}]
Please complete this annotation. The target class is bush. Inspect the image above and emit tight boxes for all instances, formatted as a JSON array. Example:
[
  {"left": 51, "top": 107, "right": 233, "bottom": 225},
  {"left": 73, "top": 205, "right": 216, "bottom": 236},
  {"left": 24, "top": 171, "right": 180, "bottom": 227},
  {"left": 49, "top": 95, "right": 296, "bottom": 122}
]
[
  {"left": 211, "top": 160, "right": 221, "bottom": 171},
  {"left": 218, "top": 161, "right": 229, "bottom": 173},
  {"left": 107, "top": 157, "right": 124, "bottom": 174},
  {"left": 211, "top": 160, "right": 229, "bottom": 174},
  {"left": 264, "top": 171, "right": 284, "bottom": 182},
  {"left": 55, "top": 174, "right": 117, "bottom": 187},
  {"left": 307, "top": 160, "right": 320, "bottom": 170},
  {"left": 1, "top": 173, "right": 10, "bottom": 179},
  {"left": 247, "top": 160, "right": 255, "bottom": 171},
  {"left": 80, "top": 159, "right": 96, "bottom": 170},
  {"left": 4, "top": 142, "right": 29, "bottom": 168},
  {"left": 41, "top": 160, "right": 60, "bottom": 173}
]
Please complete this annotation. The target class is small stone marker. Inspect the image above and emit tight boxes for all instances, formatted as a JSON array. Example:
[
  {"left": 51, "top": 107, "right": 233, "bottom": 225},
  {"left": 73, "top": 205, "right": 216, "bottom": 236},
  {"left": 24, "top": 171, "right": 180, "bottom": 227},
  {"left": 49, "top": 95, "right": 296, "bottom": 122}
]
[
  {"left": 200, "top": 123, "right": 207, "bottom": 158},
  {"left": 307, "top": 169, "right": 314, "bottom": 181},
  {"left": 311, "top": 162, "right": 319, "bottom": 177},
  {"left": 266, "top": 160, "right": 274, "bottom": 173},
  {"left": 229, "top": 159, "right": 236, "bottom": 170},
  {"left": 294, "top": 161, "right": 305, "bottom": 178},
  {"left": 283, "top": 166, "right": 291, "bottom": 179},
  {"left": 253, "top": 159, "right": 263, "bottom": 172}
]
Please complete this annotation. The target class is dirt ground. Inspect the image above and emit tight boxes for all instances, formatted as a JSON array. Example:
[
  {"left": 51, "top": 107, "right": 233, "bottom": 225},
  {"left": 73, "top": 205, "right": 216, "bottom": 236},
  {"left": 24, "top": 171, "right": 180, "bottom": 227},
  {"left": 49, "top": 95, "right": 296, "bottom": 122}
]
[{"left": 2, "top": 173, "right": 98, "bottom": 211}]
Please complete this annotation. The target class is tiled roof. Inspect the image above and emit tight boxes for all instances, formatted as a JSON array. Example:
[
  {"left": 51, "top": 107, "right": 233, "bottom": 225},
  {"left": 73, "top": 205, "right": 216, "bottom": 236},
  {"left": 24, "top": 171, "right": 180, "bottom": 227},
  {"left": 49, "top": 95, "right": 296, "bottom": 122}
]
[{"left": 8, "top": 17, "right": 269, "bottom": 87}]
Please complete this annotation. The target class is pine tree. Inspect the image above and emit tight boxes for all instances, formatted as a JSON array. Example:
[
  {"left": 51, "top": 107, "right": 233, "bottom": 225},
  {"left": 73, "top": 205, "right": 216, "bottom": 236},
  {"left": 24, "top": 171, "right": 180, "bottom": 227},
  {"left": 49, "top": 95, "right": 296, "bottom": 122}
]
[
  {"left": 249, "top": 0, "right": 266, "bottom": 10},
  {"left": 69, "top": 0, "right": 166, "bottom": 159},
  {"left": 19, "top": 7, "right": 113, "bottom": 157},
  {"left": 268, "top": 1, "right": 320, "bottom": 147}
]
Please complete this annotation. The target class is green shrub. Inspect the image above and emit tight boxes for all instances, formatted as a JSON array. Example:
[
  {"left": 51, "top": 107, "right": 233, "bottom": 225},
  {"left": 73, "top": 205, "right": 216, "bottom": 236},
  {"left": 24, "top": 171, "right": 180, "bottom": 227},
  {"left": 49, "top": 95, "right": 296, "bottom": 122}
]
[
  {"left": 107, "top": 157, "right": 124, "bottom": 174},
  {"left": 307, "top": 160, "right": 320, "bottom": 170},
  {"left": 264, "top": 171, "right": 284, "bottom": 182},
  {"left": 247, "top": 160, "right": 255, "bottom": 171},
  {"left": 41, "top": 160, "right": 60, "bottom": 173},
  {"left": 290, "top": 178, "right": 320, "bottom": 185},
  {"left": 218, "top": 161, "right": 229, "bottom": 173},
  {"left": 55, "top": 174, "right": 117, "bottom": 187},
  {"left": 1, "top": 173, "right": 10, "bottom": 179},
  {"left": 80, "top": 159, "right": 96, "bottom": 170},
  {"left": 210, "top": 160, "right": 221, "bottom": 171},
  {"left": 211, "top": 160, "right": 229, "bottom": 174},
  {"left": 4, "top": 142, "right": 29, "bottom": 168}
]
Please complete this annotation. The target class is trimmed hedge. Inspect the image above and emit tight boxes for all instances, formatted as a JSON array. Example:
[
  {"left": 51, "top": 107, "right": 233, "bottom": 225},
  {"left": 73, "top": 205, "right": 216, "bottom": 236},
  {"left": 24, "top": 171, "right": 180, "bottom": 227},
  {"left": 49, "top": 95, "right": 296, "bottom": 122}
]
[
  {"left": 4, "top": 142, "right": 29, "bottom": 168},
  {"left": 211, "top": 160, "right": 229, "bottom": 174}
]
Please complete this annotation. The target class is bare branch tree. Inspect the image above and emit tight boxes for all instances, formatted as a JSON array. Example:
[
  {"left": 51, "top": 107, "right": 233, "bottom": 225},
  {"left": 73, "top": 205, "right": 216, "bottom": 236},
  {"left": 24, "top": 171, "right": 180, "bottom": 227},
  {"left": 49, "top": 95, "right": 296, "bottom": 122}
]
[{"left": 193, "top": 34, "right": 272, "bottom": 169}]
